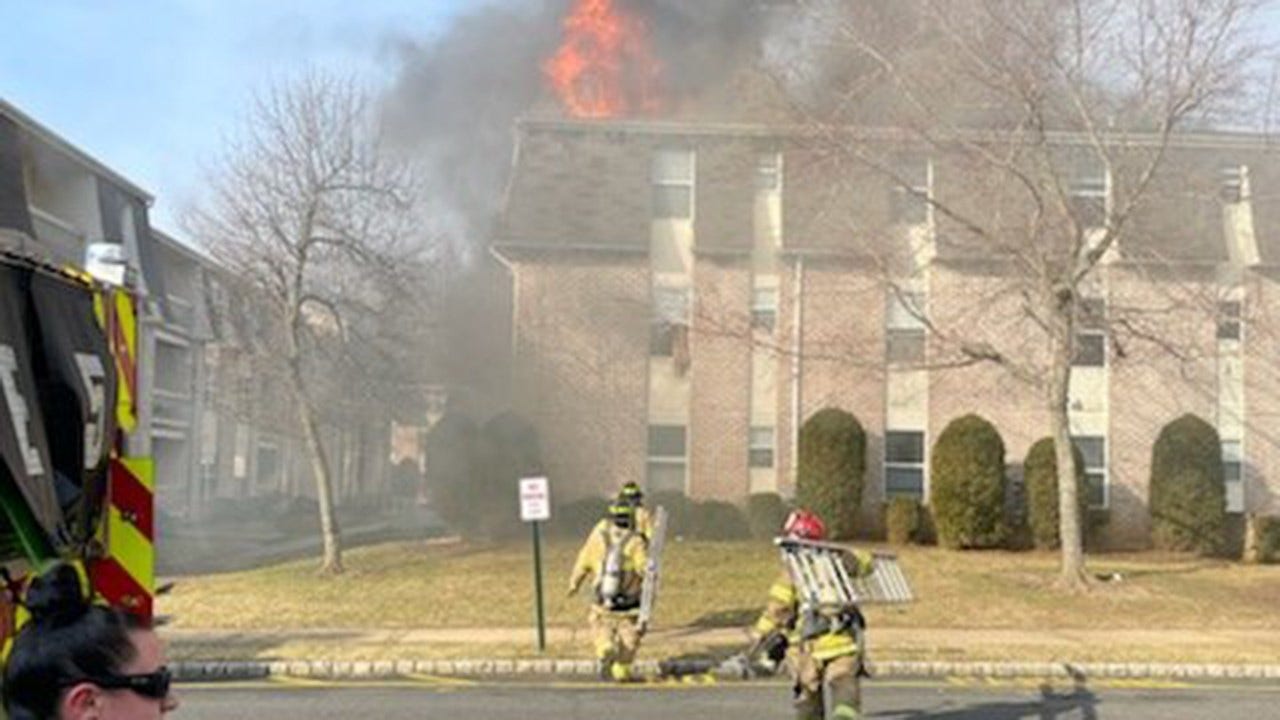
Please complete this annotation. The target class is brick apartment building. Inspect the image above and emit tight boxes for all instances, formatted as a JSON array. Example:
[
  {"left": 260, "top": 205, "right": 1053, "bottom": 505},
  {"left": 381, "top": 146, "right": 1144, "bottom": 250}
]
[{"left": 494, "top": 115, "right": 1280, "bottom": 548}]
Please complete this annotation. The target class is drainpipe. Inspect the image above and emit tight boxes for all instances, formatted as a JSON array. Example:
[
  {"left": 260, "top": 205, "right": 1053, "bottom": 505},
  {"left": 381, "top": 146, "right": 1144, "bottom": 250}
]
[
  {"left": 488, "top": 246, "right": 519, "bottom": 366},
  {"left": 790, "top": 255, "right": 805, "bottom": 493}
]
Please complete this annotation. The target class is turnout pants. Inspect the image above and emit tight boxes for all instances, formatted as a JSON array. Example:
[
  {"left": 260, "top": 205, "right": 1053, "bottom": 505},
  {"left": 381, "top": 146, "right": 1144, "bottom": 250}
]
[
  {"left": 589, "top": 605, "right": 642, "bottom": 681},
  {"left": 790, "top": 646, "right": 862, "bottom": 720}
]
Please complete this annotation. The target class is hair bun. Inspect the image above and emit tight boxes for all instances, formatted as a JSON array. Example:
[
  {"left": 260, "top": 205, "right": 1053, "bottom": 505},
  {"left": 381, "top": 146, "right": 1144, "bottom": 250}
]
[{"left": 23, "top": 563, "right": 89, "bottom": 628}]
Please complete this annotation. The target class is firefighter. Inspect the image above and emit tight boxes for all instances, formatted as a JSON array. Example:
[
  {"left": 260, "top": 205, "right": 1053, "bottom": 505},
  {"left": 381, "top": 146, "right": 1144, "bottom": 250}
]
[
  {"left": 586, "top": 482, "right": 655, "bottom": 541},
  {"left": 616, "top": 481, "right": 654, "bottom": 539},
  {"left": 567, "top": 502, "right": 650, "bottom": 682},
  {"left": 750, "top": 509, "right": 875, "bottom": 720}
]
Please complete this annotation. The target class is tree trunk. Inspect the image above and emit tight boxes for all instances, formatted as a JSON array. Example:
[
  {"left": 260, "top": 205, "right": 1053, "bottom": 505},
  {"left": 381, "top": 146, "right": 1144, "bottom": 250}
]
[
  {"left": 1048, "top": 307, "right": 1087, "bottom": 589},
  {"left": 288, "top": 368, "right": 344, "bottom": 574}
]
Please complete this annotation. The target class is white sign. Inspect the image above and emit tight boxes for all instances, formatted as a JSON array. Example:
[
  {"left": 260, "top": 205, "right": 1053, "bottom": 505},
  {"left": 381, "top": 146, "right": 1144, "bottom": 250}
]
[{"left": 519, "top": 476, "right": 552, "bottom": 522}]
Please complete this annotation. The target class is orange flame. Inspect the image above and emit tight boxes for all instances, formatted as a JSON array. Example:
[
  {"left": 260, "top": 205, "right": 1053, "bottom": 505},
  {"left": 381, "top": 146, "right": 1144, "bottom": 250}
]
[{"left": 542, "top": 0, "right": 662, "bottom": 118}]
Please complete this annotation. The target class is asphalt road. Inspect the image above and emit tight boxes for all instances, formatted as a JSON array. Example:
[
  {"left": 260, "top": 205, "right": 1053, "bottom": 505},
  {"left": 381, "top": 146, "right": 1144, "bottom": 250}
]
[{"left": 174, "top": 677, "right": 1280, "bottom": 719}]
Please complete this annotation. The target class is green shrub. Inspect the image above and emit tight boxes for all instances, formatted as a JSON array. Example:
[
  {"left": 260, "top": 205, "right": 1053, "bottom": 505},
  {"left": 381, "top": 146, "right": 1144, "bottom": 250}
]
[
  {"left": 1244, "top": 515, "right": 1280, "bottom": 564},
  {"left": 796, "top": 408, "right": 866, "bottom": 540},
  {"left": 1023, "top": 438, "right": 1087, "bottom": 550},
  {"left": 1149, "top": 414, "right": 1226, "bottom": 555},
  {"left": 884, "top": 497, "right": 923, "bottom": 545},
  {"left": 651, "top": 491, "right": 693, "bottom": 537},
  {"left": 746, "top": 493, "right": 789, "bottom": 539},
  {"left": 473, "top": 412, "right": 543, "bottom": 541},
  {"left": 930, "top": 414, "right": 1007, "bottom": 549},
  {"left": 425, "top": 412, "right": 478, "bottom": 532},
  {"left": 687, "top": 500, "right": 751, "bottom": 541}
]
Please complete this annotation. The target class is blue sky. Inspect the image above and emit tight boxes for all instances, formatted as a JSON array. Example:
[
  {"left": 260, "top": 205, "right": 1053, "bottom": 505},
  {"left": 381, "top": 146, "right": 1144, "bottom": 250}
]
[{"left": 0, "top": 0, "right": 472, "bottom": 235}]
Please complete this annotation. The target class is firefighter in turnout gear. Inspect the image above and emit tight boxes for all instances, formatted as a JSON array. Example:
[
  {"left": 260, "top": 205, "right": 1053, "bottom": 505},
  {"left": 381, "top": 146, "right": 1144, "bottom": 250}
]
[
  {"left": 568, "top": 502, "right": 650, "bottom": 682},
  {"left": 587, "top": 481, "right": 654, "bottom": 540},
  {"left": 751, "top": 510, "right": 875, "bottom": 720}
]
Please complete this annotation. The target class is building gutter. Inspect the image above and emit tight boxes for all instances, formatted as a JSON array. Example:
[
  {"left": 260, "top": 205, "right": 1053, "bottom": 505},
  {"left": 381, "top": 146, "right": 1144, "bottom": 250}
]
[
  {"left": 790, "top": 255, "right": 805, "bottom": 493},
  {"left": 488, "top": 245, "right": 519, "bottom": 366}
]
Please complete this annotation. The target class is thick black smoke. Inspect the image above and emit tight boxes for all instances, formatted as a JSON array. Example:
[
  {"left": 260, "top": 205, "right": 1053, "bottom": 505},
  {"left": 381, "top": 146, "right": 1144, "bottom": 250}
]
[{"left": 381, "top": 0, "right": 783, "bottom": 243}]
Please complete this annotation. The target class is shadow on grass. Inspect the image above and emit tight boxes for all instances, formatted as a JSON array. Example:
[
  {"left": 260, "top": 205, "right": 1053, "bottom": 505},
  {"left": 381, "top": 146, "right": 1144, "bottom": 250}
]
[
  {"left": 688, "top": 607, "right": 758, "bottom": 628},
  {"left": 875, "top": 680, "right": 1100, "bottom": 719}
]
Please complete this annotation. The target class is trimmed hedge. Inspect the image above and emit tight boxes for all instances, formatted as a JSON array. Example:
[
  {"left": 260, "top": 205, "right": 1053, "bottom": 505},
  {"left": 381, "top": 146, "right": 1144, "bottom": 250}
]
[
  {"left": 747, "top": 493, "right": 789, "bottom": 540},
  {"left": 1024, "top": 438, "right": 1087, "bottom": 550},
  {"left": 688, "top": 500, "right": 751, "bottom": 540},
  {"left": 651, "top": 491, "right": 693, "bottom": 537},
  {"left": 1245, "top": 515, "right": 1280, "bottom": 564},
  {"left": 1149, "top": 414, "right": 1227, "bottom": 555},
  {"left": 796, "top": 408, "right": 866, "bottom": 540},
  {"left": 885, "top": 497, "right": 923, "bottom": 545},
  {"left": 930, "top": 414, "right": 1007, "bottom": 549}
]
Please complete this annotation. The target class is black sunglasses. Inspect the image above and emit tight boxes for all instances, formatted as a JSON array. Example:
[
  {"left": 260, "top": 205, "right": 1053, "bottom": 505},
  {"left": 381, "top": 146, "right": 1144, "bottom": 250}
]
[{"left": 70, "top": 666, "right": 172, "bottom": 699}]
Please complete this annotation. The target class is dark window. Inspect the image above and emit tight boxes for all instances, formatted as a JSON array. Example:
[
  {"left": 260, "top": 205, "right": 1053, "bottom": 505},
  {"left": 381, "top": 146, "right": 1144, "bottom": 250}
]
[
  {"left": 749, "top": 426, "right": 775, "bottom": 469},
  {"left": 756, "top": 153, "right": 781, "bottom": 192},
  {"left": 887, "top": 328, "right": 926, "bottom": 364},
  {"left": 885, "top": 430, "right": 926, "bottom": 499},
  {"left": 652, "top": 186, "right": 693, "bottom": 220},
  {"left": 752, "top": 288, "right": 778, "bottom": 332},
  {"left": 1220, "top": 166, "right": 1246, "bottom": 203},
  {"left": 1073, "top": 333, "right": 1106, "bottom": 367},
  {"left": 1218, "top": 301, "right": 1242, "bottom": 341},
  {"left": 1071, "top": 435, "right": 1107, "bottom": 509},
  {"left": 890, "top": 155, "right": 930, "bottom": 225},
  {"left": 1073, "top": 298, "right": 1106, "bottom": 367},
  {"left": 648, "top": 425, "right": 687, "bottom": 457}
]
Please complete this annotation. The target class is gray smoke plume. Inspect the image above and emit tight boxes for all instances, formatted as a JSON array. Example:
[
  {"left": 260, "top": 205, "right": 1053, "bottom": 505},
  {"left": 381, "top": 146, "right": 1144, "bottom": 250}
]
[{"left": 381, "top": 0, "right": 785, "bottom": 244}]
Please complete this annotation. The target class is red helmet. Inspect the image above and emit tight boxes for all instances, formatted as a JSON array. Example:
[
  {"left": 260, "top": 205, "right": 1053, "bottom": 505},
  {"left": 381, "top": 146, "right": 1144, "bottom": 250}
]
[{"left": 782, "top": 509, "right": 826, "bottom": 540}]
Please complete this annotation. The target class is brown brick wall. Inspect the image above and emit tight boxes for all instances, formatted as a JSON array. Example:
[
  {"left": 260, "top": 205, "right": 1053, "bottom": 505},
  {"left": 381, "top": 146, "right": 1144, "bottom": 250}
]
[
  {"left": 689, "top": 255, "right": 752, "bottom": 500},
  {"left": 512, "top": 253, "right": 650, "bottom": 500}
]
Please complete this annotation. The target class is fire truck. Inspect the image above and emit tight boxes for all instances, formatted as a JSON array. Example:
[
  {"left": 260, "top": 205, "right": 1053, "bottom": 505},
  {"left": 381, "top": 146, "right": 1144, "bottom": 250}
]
[{"left": 0, "top": 248, "right": 154, "bottom": 647}]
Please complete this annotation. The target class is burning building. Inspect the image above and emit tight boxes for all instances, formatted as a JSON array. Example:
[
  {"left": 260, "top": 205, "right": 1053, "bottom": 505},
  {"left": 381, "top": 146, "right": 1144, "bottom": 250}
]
[{"left": 491, "top": 0, "right": 1280, "bottom": 547}]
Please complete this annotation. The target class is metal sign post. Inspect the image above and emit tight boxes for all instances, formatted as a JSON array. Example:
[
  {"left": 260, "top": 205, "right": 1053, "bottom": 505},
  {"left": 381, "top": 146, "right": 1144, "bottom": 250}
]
[{"left": 519, "top": 476, "right": 552, "bottom": 652}]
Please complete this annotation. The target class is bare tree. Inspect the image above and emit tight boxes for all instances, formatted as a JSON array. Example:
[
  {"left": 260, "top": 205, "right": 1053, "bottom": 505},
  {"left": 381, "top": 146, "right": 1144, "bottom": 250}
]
[
  {"left": 772, "top": 0, "right": 1269, "bottom": 586},
  {"left": 188, "top": 72, "right": 427, "bottom": 574}
]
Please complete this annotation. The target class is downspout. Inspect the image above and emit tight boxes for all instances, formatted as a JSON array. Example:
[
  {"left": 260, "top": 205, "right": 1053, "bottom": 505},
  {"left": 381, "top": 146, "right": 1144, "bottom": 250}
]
[
  {"left": 790, "top": 255, "right": 805, "bottom": 493},
  {"left": 488, "top": 245, "right": 519, "bottom": 380}
]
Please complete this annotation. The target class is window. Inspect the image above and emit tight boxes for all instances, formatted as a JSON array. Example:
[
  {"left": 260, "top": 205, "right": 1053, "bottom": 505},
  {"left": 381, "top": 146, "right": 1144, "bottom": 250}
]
[
  {"left": 647, "top": 425, "right": 687, "bottom": 494},
  {"left": 1073, "top": 298, "right": 1106, "bottom": 367},
  {"left": 756, "top": 153, "right": 782, "bottom": 192},
  {"left": 1071, "top": 435, "right": 1107, "bottom": 509},
  {"left": 885, "top": 430, "right": 925, "bottom": 499},
  {"left": 751, "top": 287, "right": 778, "bottom": 331},
  {"left": 652, "top": 149, "right": 695, "bottom": 220},
  {"left": 749, "top": 426, "right": 775, "bottom": 469},
  {"left": 1220, "top": 165, "right": 1247, "bottom": 203},
  {"left": 651, "top": 286, "right": 690, "bottom": 357},
  {"left": 1068, "top": 153, "right": 1108, "bottom": 229},
  {"left": 1217, "top": 301, "right": 1242, "bottom": 341},
  {"left": 886, "top": 291, "right": 926, "bottom": 364},
  {"left": 890, "top": 155, "right": 930, "bottom": 226},
  {"left": 1223, "top": 440, "right": 1244, "bottom": 513}
]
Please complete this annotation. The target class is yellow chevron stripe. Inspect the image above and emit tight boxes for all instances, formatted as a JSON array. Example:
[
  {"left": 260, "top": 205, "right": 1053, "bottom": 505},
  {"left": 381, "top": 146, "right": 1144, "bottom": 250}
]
[
  {"left": 108, "top": 506, "right": 154, "bottom": 594},
  {"left": 121, "top": 456, "right": 155, "bottom": 493}
]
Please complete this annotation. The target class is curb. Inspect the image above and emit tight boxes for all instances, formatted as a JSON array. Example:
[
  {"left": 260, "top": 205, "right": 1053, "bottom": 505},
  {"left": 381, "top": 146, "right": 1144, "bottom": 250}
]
[{"left": 172, "top": 658, "right": 1280, "bottom": 684}]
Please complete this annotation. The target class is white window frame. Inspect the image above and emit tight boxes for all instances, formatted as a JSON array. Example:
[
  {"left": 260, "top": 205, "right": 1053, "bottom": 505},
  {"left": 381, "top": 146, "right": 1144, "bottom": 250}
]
[
  {"left": 1072, "top": 297, "right": 1107, "bottom": 368},
  {"left": 1068, "top": 155, "right": 1110, "bottom": 230},
  {"left": 650, "top": 285, "right": 690, "bottom": 357},
  {"left": 886, "top": 290, "right": 926, "bottom": 365},
  {"left": 891, "top": 155, "right": 932, "bottom": 227},
  {"left": 1071, "top": 435, "right": 1109, "bottom": 510},
  {"left": 751, "top": 287, "right": 778, "bottom": 332},
  {"left": 884, "top": 429, "right": 926, "bottom": 500},
  {"left": 749, "top": 426, "right": 776, "bottom": 469},
  {"left": 1223, "top": 439, "right": 1245, "bottom": 514},
  {"left": 756, "top": 152, "right": 782, "bottom": 192},
  {"left": 652, "top": 149, "right": 696, "bottom": 221},
  {"left": 646, "top": 424, "right": 688, "bottom": 495}
]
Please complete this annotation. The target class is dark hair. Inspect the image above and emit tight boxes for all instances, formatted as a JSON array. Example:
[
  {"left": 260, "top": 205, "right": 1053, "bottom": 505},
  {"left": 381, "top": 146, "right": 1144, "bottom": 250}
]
[{"left": 3, "top": 563, "right": 147, "bottom": 720}]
